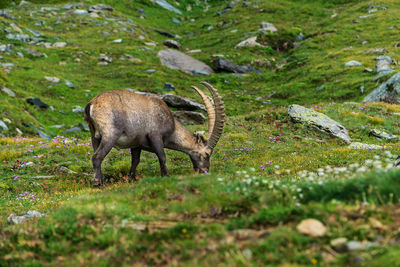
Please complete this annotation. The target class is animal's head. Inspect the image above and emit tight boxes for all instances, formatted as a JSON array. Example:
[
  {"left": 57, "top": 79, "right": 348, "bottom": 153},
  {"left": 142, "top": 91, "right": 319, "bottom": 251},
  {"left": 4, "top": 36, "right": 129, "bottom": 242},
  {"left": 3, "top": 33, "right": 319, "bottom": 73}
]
[{"left": 190, "top": 82, "right": 225, "bottom": 173}]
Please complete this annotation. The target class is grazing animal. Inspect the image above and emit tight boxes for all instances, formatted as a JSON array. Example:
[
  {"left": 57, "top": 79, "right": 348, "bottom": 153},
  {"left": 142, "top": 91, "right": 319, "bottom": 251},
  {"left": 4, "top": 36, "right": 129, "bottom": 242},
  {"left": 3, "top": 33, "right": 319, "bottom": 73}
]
[{"left": 84, "top": 82, "right": 225, "bottom": 186}]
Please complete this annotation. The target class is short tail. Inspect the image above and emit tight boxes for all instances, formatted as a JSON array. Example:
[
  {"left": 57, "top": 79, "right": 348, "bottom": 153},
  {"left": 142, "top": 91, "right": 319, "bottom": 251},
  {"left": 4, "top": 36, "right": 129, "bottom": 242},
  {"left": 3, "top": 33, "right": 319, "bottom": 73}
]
[{"left": 84, "top": 103, "right": 97, "bottom": 138}]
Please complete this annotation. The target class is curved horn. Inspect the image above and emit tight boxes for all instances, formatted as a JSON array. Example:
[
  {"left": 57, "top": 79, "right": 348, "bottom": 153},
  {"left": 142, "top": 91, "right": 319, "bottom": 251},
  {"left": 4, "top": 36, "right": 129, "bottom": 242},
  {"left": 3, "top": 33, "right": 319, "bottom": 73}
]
[
  {"left": 191, "top": 85, "right": 216, "bottom": 140},
  {"left": 200, "top": 82, "right": 225, "bottom": 149}
]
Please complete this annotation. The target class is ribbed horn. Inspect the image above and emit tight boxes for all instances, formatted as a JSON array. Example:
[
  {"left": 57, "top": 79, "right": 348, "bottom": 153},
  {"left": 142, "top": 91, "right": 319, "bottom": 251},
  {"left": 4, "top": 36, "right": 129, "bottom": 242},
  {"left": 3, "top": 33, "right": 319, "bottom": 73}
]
[
  {"left": 200, "top": 82, "right": 225, "bottom": 149},
  {"left": 191, "top": 85, "right": 216, "bottom": 140}
]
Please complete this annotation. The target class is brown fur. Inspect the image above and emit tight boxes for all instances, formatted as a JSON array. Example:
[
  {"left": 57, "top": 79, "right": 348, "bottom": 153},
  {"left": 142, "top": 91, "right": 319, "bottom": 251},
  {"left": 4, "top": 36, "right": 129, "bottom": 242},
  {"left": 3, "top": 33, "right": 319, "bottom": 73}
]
[{"left": 85, "top": 88, "right": 221, "bottom": 186}]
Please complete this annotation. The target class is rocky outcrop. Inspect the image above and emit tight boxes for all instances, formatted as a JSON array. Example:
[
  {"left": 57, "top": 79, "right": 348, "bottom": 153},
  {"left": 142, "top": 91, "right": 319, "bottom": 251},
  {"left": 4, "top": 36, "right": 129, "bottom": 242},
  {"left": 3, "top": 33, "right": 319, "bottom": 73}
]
[
  {"left": 363, "top": 72, "right": 400, "bottom": 103},
  {"left": 157, "top": 49, "right": 214, "bottom": 75},
  {"left": 288, "top": 104, "right": 351, "bottom": 144}
]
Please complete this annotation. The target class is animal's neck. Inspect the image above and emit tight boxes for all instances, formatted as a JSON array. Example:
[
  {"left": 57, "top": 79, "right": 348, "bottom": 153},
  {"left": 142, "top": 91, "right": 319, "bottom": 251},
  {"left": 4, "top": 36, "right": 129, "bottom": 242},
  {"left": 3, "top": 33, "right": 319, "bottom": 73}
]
[{"left": 165, "top": 119, "right": 198, "bottom": 155}]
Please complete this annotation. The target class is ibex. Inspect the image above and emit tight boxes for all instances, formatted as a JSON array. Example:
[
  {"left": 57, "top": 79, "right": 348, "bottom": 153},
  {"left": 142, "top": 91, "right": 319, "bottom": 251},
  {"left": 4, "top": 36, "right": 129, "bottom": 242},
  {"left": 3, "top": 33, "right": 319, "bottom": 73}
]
[{"left": 84, "top": 82, "right": 225, "bottom": 186}]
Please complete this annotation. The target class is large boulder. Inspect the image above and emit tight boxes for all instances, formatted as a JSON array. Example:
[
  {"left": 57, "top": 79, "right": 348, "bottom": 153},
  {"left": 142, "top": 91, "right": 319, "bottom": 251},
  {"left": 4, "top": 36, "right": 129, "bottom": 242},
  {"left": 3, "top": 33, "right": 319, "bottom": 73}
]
[
  {"left": 212, "top": 57, "right": 263, "bottom": 74},
  {"left": 162, "top": 94, "right": 205, "bottom": 111},
  {"left": 363, "top": 72, "right": 400, "bottom": 103},
  {"left": 173, "top": 111, "right": 205, "bottom": 125},
  {"left": 157, "top": 49, "right": 214, "bottom": 75},
  {"left": 288, "top": 104, "right": 351, "bottom": 144},
  {"left": 154, "top": 0, "right": 182, "bottom": 15}
]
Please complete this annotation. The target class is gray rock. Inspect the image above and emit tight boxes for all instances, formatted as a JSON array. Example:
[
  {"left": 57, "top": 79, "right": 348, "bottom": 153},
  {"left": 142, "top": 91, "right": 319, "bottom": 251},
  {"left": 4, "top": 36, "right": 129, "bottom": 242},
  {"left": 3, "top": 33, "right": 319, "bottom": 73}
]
[
  {"left": 162, "top": 94, "right": 205, "bottom": 111},
  {"left": 72, "top": 106, "right": 84, "bottom": 113},
  {"left": 65, "top": 126, "right": 82, "bottom": 133},
  {"left": 163, "top": 39, "right": 182, "bottom": 50},
  {"left": 25, "top": 48, "right": 45, "bottom": 58},
  {"left": 0, "top": 120, "right": 8, "bottom": 131},
  {"left": 330, "top": 237, "right": 348, "bottom": 252},
  {"left": 6, "top": 33, "right": 31, "bottom": 42},
  {"left": 65, "top": 80, "right": 74, "bottom": 88},
  {"left": 62, "top": 4, "right": 83, "bottom": 10},
  {"left": 235, "top": 36, "right": 263, "bottom": 49},
  {"left": 349, "top": 142, "right": 383, "bottom": 150},
  {"left": 172, "top": 17, "right": 180, "bottom": 24},
  {"left": 212, "top": 57, "right": 263, "bottom": 74},
  {"left": 154, "top": 29, "right": 175, "bottom": 38},
  {"left": 345, "top": 60, "right": 362, "bottom": 67},
  {"left": 192, "top": 69, "right": 209, "bottom": 75},
  {"left": 89, "top": 4, "right": 114, "bottom": 12},
  {"left": 157, "top": 49, "right": 214, "bottom": 75},
  {"left": 173, "top": 111, "right": 205, "bottom": 125},
  {"left": 217, "top": 2, "right": 235, "bottom": 15},
  {"left": 79, "top": 122, "right": 89, "bottom": 131},
  {"left": 365, "top": 48, "right": 388, "bottom": 54},
  {"left": 146, "top": 69, "right": 156, "bottom": 73},
  {"left": 26, "top": 97, "right": 49, "bottom": 109},
  {"left": 45, "top": 76, "right": 60, "bottom": 83},
  {"left": 363, "top": 72, "right": 400, "bottom": 103},
  {"left": 59, "top": 166, "right": 77, "bottom": 174},
  {"left": 50, "top": 124, "right": 64, "bottom": 129},
  {"left": 98, "top": 56, "right": 112, "bottom": 63},
  {"left": 288, "top": 104, "right": 351, "bottom": 144},
  {"left": 315, "top": 85, "right": 325, "bottom": 92},
  {"left": 154, "top": 0, "right": 182, "bottom": 15},
  {"left": 369, "top": 128, "right": 399, "bottom": 141},
  {"left": 375, "top": 55, "right": 393, "bottom": 74},
  {"left": 1, "top": 87, "right": 16, "bottom": 97},
  {"left": 24, "top": 123, "right": 51, "bottom": 139},
  {"left": 25, "top": 28, "right": 42, "bottom": 37},
  {"left": 137, "top": 8, "right": 146, "bottom": 16},
  {"left": 163, "top": 82, "right": 175, "bottom": 90},
  {"left": 52, "top": 42, "right": 67, "bottom": 48},
  {"left": 0, "top": 10, "right": 15, "bottom": 20},
  {"left": 73, "top": 9, "right": 89, "bottom": 16},
  {"left": 260, "top": 22, "right": 277, "bottom": 32},
  {"left": 17, "top": 52, "right": 24, "bottom": 58},
  {"left": 7, "top": 210, "right": 46, "bottom": 225}
]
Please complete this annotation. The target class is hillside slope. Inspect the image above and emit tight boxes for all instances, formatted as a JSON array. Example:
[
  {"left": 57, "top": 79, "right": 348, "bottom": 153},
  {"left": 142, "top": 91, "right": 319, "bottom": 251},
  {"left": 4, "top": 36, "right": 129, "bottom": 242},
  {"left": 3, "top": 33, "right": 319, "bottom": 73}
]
[{"left": 1, "top": 0, "right": 400, "bottom": 266}]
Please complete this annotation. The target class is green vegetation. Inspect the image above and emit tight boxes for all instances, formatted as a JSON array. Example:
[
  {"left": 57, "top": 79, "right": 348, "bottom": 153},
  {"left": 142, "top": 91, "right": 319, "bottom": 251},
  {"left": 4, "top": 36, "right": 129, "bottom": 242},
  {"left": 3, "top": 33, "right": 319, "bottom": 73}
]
[{"left": 1, "top": 0, "right": 400, "bottom": 265}]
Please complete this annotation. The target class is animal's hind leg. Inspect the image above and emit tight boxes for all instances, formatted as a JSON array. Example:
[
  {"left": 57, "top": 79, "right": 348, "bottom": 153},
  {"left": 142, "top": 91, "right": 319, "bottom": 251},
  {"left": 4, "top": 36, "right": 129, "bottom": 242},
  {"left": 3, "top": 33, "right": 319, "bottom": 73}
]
[
  {"left": 147, "top": 134, "right": 168, "bottom": 176},
  {"left": 129, "top": 148, "right": 142, "bottom": 180},
  {"left": 91, "top": 136, "right": 101, "bottom": 152},
  {"left": 92, "top": 134, "right": 120, "bottom": 186}
]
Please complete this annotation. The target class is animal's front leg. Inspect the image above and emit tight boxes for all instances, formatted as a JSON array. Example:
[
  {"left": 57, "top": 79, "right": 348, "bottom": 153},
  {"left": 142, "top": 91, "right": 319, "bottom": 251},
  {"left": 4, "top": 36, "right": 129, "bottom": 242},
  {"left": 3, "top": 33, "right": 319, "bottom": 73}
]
[{"left": 148, "top": 134, "right": 168, "bottom": 176}]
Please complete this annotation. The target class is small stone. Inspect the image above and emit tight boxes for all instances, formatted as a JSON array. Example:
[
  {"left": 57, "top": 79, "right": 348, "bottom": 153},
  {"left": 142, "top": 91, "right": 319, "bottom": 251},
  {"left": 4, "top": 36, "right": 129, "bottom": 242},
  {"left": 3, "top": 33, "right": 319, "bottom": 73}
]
[
  {"left": 45, "top": 76, "right": 60, "bottom": 83},
  {"left": 52, "top": 42, "right": 67, "bottom": 48},
  {"left": 26, "top": 97, "right": 49, "bottom": 109},
  {"left": 365, "top": 48, "right": 388, "bottom": 54},
  {"left": 78, "top": 122, "right": 89, "bottom": 131},
  {"left": 51, "top": 124, "right": 64, "bottom": 129},
  {"left": 330, "top": 237, "right": 348, "bottom": 252},
  {"left": 72, "top": 106, "right": 84, "bottom": 113},
  {"left": 345, "top": 60, "right": 362, "bottom": 67},
  {"left": 172, "top": 17, "right": 180, "bottom": 24},
  {"left": 146, "top": 69, "right": 156, "bottom": 73},
  {"left": 370, "top": 128, "right": 399, "bottom": 141},
  {"left": 154, "top": 0, "right": 182, "bottom": 15},
  {"left": 65, "top": 80, "right": 74, "bottom": 88},
  {"left": 260, "top": 22, "right": 277, "bottom": 32},
  {"left": 25, "top": 48, "right": 45, "bottom": 58},
  {"left": 59, "top": 166, "right": 77, "bottom": 174},
  {"left": 65, "top": 127, "right": 82, "bottom": 133},
  {"left": 90, "top": 12, "right": 100, "bottom": 18},
  {"left": 346, "top": 241, "right": 366, "bottom": 252},
  {"left": 113, "top": 39, "right": 122, "bottom": 43},
  {"left": 0, "top": 120, "right": 8, "bottom": 131},
  {"left": 17, "top": 52, "right": 24, "bottom": 58},
  {"left": 163, "top": 82, "right": 175, "bottom": 90},
  {"left": 73, "top": 9, "right": 89, "bottom": 16},
  {"left": 89, "top": 4, "right": 114, "bottom": 12},
  {"left": 235, "top": 36, "right": 263, "bottom": 49},
  {"left": 349, "top": 142, "right": 383, "bottom": 150},
  {"left": 296, "top": 219, "right": 327, "bottom": 237},
  {"left": 1, "top": 87, "right": 16, "bottom": 97},
  {"left": 98, "top": 56, "right": 112, "bottom": 63},
  {"left": 163, "top": 39, "right": 182, "bottom": 50},
  {"left": 7, "top": 210, "right": 46, "bottom": 225}
]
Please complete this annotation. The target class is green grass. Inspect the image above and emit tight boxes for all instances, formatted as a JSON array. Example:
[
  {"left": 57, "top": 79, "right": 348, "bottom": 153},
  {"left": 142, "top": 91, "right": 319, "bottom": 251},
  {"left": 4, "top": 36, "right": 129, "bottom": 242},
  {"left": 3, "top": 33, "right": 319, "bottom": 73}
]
[{"left": 1, "top": 0, "right": 400, "bottom": 265}]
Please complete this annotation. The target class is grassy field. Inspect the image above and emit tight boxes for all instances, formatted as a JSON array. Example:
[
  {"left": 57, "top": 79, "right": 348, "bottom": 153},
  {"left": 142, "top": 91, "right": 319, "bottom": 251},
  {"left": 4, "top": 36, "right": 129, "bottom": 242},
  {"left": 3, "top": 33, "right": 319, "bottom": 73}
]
[{"left": 1, "top": 0, "right": 400, "bottom": 265}]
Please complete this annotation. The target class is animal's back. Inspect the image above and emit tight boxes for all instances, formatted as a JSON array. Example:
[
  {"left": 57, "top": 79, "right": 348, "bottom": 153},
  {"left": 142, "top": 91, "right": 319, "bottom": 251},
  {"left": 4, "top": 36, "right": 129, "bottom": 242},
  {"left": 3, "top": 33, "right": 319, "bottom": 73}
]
[{"left": 86, "top": 90, "right": 175, "bottom": 147}]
